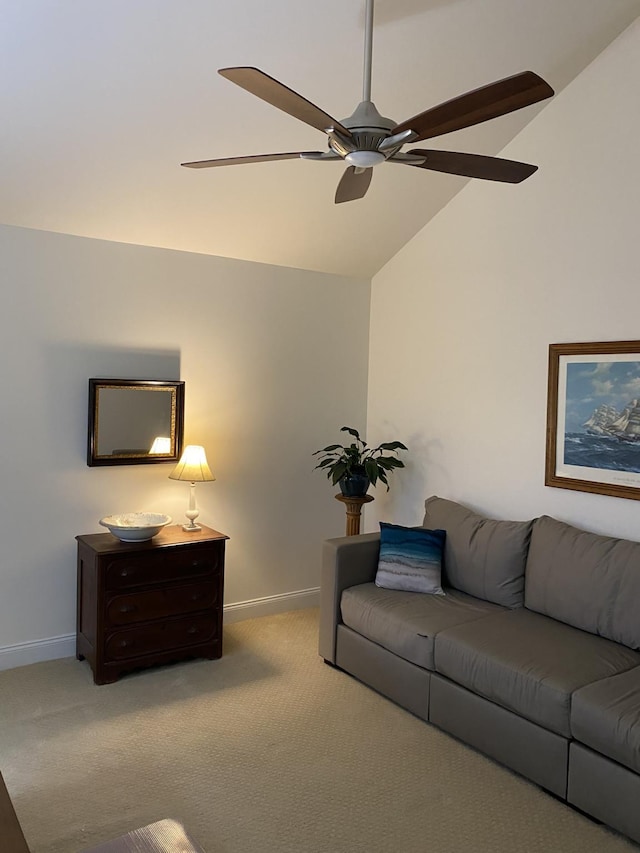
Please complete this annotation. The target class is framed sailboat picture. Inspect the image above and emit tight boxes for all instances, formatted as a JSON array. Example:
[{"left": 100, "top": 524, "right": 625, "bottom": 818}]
[{"left": 546, "top": 341, "right": 640, "bottom": 500}]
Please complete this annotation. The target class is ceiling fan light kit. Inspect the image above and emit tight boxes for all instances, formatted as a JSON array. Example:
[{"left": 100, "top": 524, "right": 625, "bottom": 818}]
[
  {"left": 346, "top": 151, "right": 385, "bottom": 168},
  {"left": 182, "top": 0, "right": 554, "bottom": 204}
]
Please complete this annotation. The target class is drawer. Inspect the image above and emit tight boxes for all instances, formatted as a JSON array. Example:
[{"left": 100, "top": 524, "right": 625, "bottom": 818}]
[
  {"left": 105, "top": 544, "right": 221, "bottom": 590},
  {"left": 104, "top": 613, "right": 218, "bottom": 661},
  {"left": 105, "top": 581, "right": 217, "bottom": 626}
]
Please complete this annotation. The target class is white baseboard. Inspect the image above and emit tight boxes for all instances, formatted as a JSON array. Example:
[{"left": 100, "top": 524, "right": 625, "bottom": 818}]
[
  {"left": 0, "top": 633, "right": 77, "bottom": 671},
  {"left": 223, "top": 587, "right": 320, "bottom": 624},
  {"left": 0, "top": 587, "right": 320, "bottom": 671}
]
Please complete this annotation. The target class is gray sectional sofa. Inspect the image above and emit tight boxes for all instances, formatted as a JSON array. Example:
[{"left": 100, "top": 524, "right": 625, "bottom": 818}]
[{"left": 319, "top": 495, "right": 640, "bottom": 844}]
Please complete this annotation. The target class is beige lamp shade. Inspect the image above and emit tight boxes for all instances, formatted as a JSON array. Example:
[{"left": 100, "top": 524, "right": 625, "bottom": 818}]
[{"left": 169, "top": 445, "right": 215, "bottom": 483}]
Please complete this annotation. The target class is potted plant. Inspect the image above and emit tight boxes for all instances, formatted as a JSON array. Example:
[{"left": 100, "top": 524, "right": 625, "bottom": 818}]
[{"left": 313, "top": 426, "right": 408, "bottom": 497}]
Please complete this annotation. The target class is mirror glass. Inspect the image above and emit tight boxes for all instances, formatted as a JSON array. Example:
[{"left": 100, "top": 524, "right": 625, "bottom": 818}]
[{"left": 88, "top": 379, "right": 185, "bottom": 466}]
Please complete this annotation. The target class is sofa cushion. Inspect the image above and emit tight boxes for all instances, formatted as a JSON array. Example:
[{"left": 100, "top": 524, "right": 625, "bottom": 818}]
[
  {"left": 571, "top": 667, "right": 640, "bottom": 774},
  {"left": 525, "top": 515, "right": 640, "bottom": 649},
  {"left": 423, "top": 496, "right": 532, "bottom": 608},
  {"left": 375, "top": 522, "right": 445, "bottom": 595},
  {"left": 434, "top": 608, "right": 640, "bottom": 737},
  {"left": 340, "top": 582, "right": 503, "bottom": 671}
]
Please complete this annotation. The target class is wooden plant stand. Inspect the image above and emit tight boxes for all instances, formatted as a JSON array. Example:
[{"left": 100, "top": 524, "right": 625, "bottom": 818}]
[{"left": 335, "top": 494, "right": 374, "bottom": 536}]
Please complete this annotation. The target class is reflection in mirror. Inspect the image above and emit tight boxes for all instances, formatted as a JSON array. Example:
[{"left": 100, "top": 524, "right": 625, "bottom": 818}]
[{"left": 87, "top": 379, "right": 185, "bottom": 466}]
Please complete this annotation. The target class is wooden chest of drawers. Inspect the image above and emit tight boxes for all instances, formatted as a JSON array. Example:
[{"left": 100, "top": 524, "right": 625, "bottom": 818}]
[{"left": 76, "top": 525, "right": 228, "bottom": 684}]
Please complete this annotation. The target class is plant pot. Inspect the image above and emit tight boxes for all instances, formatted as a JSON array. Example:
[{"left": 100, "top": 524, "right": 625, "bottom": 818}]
[{"left": 339, "top": 474, "right": 370, "bottom": 498}]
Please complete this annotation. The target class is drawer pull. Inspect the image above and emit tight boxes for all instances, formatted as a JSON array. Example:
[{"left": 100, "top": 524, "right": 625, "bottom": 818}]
[
  {"left": 120, "top": 569, "right": 129, "bottom": 578},
  {"left": 186, "top": 626, "right": 198, "bottom": 635},
  {"left": 119, "top": 639, "right": 131, "bottom": 648},
  {"left": 190, "top": 593, "right": 202, "bottom": 601},
  {"left": 119, "top": 604, "right": 136, "bottom": 614}
]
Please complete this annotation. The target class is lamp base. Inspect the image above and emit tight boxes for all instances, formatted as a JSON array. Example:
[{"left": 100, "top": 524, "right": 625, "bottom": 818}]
[{"left": 182, "top": 521, "right": 202, "bottom": 532}]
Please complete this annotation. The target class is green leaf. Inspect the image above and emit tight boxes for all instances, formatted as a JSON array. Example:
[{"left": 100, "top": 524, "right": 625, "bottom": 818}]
[
  {"left": 376, "top": 458, "right": 394, "bottom": 470},
  {"left": 377, "top": 457, "right": 404, "bottom": 470},
  {"left": 340, "top": 427, "right": 367, "bottom": 447},
  {"left": 340, "top": 426, "right": 361, "bottom": 440},
  {"left": 312, "top": 444, "right": 342, "bottom": 455},
  {"left": 364, "top": 459, "right": 378, "bottom": 484},
  {"left": 377, "top": 469, "right": 390, "bottom": 491},
  {"left": 314, "top": 458, "right": 334, "bottom": 469},
  {"left": 330, "top": 462, "right": 347, "bottom": 485},
  {"left": 377, "top": 441, "right": 408, "bottom": 452}
]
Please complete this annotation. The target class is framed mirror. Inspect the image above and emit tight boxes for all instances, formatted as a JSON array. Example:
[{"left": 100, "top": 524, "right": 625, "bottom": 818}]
[{"left": 87, "top": 379, "right": 185, "bottom": 467}]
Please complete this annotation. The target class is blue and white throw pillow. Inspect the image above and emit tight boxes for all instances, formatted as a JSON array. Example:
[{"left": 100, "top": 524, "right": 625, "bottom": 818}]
[{"left": 375, "top": 522, "right": 446, "bottom": 595}]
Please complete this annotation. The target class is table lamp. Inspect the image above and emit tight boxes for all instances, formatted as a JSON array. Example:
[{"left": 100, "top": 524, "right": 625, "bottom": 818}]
[{"left": 169, "top": 445, "right": 215, "bottom": 531}]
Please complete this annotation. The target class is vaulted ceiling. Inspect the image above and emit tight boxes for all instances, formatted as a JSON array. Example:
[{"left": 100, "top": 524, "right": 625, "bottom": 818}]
[{"left": 1, "top": 1, "right": 638, "bottom": 277}]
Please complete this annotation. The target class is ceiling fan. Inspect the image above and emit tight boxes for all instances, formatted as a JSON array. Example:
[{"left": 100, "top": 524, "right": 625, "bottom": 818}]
[{"left": 182, "top": 0, "right": 554, "bottom": 204}]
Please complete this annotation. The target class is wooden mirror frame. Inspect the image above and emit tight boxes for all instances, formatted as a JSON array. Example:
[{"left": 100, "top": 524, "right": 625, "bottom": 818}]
[
  {"left": 87, "top": 379, "right": 185, "bottom": 467},
  {"left": 545, "top": 341, "right": 640, "bottom": 500}
]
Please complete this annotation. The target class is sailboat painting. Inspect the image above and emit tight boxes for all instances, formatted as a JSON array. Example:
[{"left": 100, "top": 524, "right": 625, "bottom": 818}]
[{"left": 546, "top": 342, "right": 640, "bottom": 501}]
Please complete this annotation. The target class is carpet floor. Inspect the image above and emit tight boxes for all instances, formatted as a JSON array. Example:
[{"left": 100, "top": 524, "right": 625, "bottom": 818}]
[{"left": 0, "top": 608, "right": 637, "bottom": 853}]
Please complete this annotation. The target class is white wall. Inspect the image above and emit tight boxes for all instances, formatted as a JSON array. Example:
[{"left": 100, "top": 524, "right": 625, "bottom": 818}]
[
  {"left": 0, "top": 225, "right": 370, "bottom": 665},
  {"left": 367, "top": 19, "right": 640, "bottom": 540}
]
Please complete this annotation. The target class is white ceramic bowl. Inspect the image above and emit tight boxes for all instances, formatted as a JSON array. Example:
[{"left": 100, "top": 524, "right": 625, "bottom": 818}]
[{"left": 99, "top": 512, "right": 172, "bottom": 542}]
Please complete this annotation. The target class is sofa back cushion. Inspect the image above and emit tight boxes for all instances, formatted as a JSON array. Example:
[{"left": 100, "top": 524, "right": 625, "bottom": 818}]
[
  {"left": 422, "top": 496, "right": 533, "bottom": 608},
  {"left": 525, "top": 515, "right": 640, "bottom": 649}
]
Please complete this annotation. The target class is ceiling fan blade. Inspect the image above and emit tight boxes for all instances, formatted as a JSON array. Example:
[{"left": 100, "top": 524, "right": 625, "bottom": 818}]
[
  {"left": 181, "top": 152, "right": 321, "bottom": 169},
  {"left": 403, "top": 149, "right": 538, "bottom": 183},
  {"left": 219, "top": 67, "right": 353, "bottom": 138},
  {"left": 392, "top": 71, "right": 554, "bottom": 142},
  {"left": 335, "top": 166, "right": 373, "bottom": 204}
]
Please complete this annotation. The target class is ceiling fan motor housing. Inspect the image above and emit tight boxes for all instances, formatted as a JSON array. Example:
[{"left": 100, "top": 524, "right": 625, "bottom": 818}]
[{"left": 330, "top": 100, "right": 402, "bottom": 165}]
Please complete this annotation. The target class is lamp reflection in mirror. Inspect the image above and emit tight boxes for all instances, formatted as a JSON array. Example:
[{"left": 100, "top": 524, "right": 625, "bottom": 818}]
[
  {"left": 169, "top": 445, "right": 215, "bottom": 531},
  {"left": 149, "top": 436, "right": 172, "bottom": 454}
]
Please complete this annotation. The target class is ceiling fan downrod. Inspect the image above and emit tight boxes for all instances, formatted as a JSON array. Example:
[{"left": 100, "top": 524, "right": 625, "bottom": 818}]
[{"left": 362, "top": 0, "right": 375, "bottom": 102}]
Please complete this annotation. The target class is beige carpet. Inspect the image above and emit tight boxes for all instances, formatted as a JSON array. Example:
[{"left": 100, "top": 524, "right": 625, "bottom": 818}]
[{"left": 0, "top": 608, "right": 636, "bottom": 853}]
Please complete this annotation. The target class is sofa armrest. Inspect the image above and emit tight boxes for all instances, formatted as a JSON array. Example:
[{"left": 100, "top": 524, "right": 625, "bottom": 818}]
[{"left": 318, "top": 532, "right": 380, "bottom": 663}]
